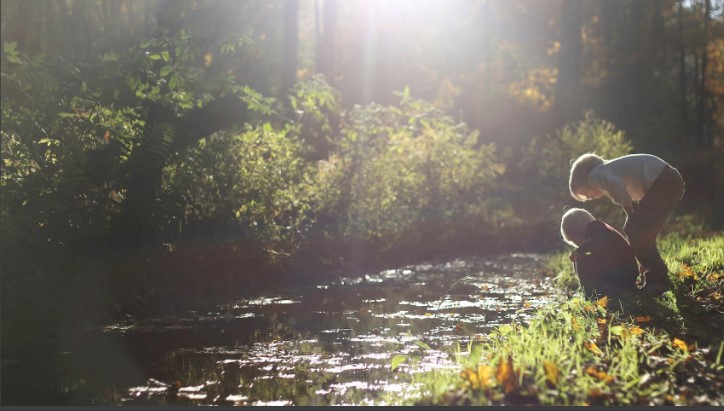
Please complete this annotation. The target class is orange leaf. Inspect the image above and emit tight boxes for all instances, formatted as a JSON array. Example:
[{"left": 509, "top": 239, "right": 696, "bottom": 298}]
[
  {"left": 595, "top": 296, "right": 609, "bottom": 309},
  {"left": 634, "top": 315, "right": 652, "bottom": 324},
  {"left": 678, "top": 265, "right": 695, "bottom": 279},
  {"left": 586, "top": 367, "right": 614, "bottom": 384},
  {"left": 571, "top": 316, "right": 581, "bottom": 330},
  {"left": 495, "top": 355, "right": 518, "bottom": 393}
]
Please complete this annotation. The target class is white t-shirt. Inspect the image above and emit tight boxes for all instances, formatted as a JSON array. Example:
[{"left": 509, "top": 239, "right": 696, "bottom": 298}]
[{"left": 588, "top": 154, "right": 668, "bottom": 208}]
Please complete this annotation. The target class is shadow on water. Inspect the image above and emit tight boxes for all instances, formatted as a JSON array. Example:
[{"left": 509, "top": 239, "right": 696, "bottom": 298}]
[{"left": 51, "top": 253, "right": 560, "bottom": 405}]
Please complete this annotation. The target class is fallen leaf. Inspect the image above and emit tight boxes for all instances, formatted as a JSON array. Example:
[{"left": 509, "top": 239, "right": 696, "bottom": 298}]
[
  {"left": 584, "top": 340, "right": 603, "bottom": 355},
  {"left": 629, "top": 326, "right": 644, "bottom": 335},
  {"left": 596, "top": 296, "right": 609, "bottom": 309},
  {"left": 496, "top": 355, "right": 518, "bottom": 393},
  {"left": 571, "top": 316, "right": 581, "bottom": 331},
  {"left": 672, "top": 338, "right": 688, "bottom": 351},
  {"left": 543, "top": 360, "right": 559, "bottom": 385},
  {"left": 586, "top": 366, "right": 614, "bottom": 383},
  {"left": 634, "top": 315, "right": 652, "bottom": 324}
]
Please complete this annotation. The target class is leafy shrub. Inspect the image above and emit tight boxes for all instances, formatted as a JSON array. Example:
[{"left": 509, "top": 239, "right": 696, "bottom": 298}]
[
  {"left": 311, "top": 89, "right": 505, "bottom": 250},
  {"left": 161, "top": 123, "right": 314, "bottom": 253},
  {"left": 511, "top": 111, "right": 634, "bottom": 232}
]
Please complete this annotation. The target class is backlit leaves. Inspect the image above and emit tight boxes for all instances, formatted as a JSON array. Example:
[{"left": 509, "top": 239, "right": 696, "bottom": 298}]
[
  {"left": 671, "top": 338, "right": 689, "bottom": 352},
  {"left": 461, "top": 364, "right": 492, "bottom": 390}
]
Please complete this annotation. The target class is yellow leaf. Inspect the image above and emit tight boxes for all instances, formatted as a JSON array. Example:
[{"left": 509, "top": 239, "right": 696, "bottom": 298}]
[
  {"left": 543, "top": 360, "right": 559, "bottom": 385},
  {"left": 597, "top": 318, "right": 607, "bottom": 325},
  {"left": 584, "top": 340, "right": 603, "bottom": 355},
  {"left": 571, "top": 316, "right": 581, "bottom": 331},
  {"left": 460, "top": 368, "right": 476, "bottom": 390},
  {"left": 629, "top": 326, "right": 644, "bottom": 335},
  {"left": 672, "top": 338, "right": 688, "bottom": 351},
  {"left": 477, "top": 364, "right": 492, "bottom": 388},
  {"left": 596, "top": 296, "right": 609, "bottom": 309}
]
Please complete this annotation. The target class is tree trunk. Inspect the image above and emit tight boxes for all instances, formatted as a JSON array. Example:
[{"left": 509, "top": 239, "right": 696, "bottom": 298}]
[
  {"left": 553, "top": 0, "right": 582, "bottom": 127},
  {"left": 112, "top": 97, "right": 249, "bottom": 248},
  {"left": 282, "top": 0, "right": 299, "bottom": 109},
  {"left": 318, "top": 0, "right": 339, "bottom": 85},
  {"left": 695, "top": 0, "right": 711, "bottom": 147},
  {"left": 678, "top": 0, "right": 689, "bottom": 133}
]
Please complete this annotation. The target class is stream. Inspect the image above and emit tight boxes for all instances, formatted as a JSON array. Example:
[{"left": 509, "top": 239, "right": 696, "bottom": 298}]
[{"left": 56, "top": 253, "right": 561, "bottom": 405}]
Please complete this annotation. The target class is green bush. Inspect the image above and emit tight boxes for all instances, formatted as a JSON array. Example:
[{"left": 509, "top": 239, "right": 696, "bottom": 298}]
[
  {"left": 512, "top": 111, "right": 634, "bottom": 231},
  {"left": 311, "top": 89, "right": 505, "bottom": 249},
  {"left": 161, "top": 123, "right": 315, "bottom": 253}
]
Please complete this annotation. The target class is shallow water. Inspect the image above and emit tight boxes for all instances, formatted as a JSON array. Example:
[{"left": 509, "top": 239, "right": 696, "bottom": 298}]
[{"left": 56, "top": 253, "right": 560, "bottom": 405}]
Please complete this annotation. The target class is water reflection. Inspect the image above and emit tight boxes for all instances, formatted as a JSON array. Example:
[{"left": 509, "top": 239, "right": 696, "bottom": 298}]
[{"left": 61, "top": 253, "right": 560, "bottom": 405}]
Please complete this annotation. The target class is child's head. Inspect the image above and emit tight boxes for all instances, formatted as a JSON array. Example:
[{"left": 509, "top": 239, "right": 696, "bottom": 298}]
[
  {"left": 561, "top": 207, "right": 595, "bottom": 247},
  {"left": 569, "top": 153, "right": 605, "bottom": 201}
]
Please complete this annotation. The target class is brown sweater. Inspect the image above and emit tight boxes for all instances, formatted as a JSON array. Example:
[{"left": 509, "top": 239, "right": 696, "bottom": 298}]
[{"left": 570, "top": 220, "right": 639, "bottom": 298}]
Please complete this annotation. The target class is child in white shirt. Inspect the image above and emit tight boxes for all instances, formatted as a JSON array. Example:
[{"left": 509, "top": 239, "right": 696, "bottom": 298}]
[{"left": 568, "top": 153, "right": 685, "bottom": 296}]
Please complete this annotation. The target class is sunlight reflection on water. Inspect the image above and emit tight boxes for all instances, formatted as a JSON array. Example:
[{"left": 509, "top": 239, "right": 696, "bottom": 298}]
[{"left": 95, "top": 253, "right": 560, "bottom": 405}]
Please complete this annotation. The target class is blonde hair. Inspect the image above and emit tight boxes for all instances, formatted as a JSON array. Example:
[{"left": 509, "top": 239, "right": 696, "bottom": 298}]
[
  {"left": 569, "top": 153, "right": 604, "bottom": 201},
  {"left": 560, "top": 207, "right": 595, "bottom": 247}
]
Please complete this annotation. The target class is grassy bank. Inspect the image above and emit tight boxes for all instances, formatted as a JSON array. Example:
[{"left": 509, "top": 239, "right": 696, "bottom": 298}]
[{"left": 395, "top": 225, "right": 723, "bottom": 406}]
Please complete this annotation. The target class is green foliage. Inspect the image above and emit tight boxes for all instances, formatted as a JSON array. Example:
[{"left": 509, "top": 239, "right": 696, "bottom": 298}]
[
  {"left": 311, "top": 91, "right": 504, "bottom": 248},
  {"left": 510, "top": 111, "right": 634, "bottom": 229},
  {"left": 161, "top": 123, "right": 314, "bottom": 251},
  {"left": 287, "top": 74, "right": 342, "bottom": 160}
]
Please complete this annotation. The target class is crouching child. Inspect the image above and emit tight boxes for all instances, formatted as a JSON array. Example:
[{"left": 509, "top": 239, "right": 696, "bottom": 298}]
[{"left": 560, "top": 208, "right": 640, "bottom": 299}]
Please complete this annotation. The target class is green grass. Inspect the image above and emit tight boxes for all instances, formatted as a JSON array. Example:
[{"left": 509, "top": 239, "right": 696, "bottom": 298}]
[{"left": 393, "top": 228, "right": 724, "bottom": 406}]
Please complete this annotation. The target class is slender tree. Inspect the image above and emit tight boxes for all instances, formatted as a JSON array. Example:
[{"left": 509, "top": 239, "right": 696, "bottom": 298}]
[
  {"left": 695, "top": 0, "right": 711, "bottom": 146},
  {"left": 282, "top": 0, "right": 299, "bottom": 109},
  {"left": 553, "top": 0, "right": 582, "bottom": 127},
  {"left": 318, "top": 0, "right": 339, "bottom": 85},
  {"left": 678, "top": 0, "right": 689, "bottom": 133}
]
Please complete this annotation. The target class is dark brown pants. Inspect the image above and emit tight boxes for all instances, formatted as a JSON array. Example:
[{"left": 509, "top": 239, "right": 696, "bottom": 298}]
[{"left": 623, "top": 165, "right": 685, "bottom": 278}]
